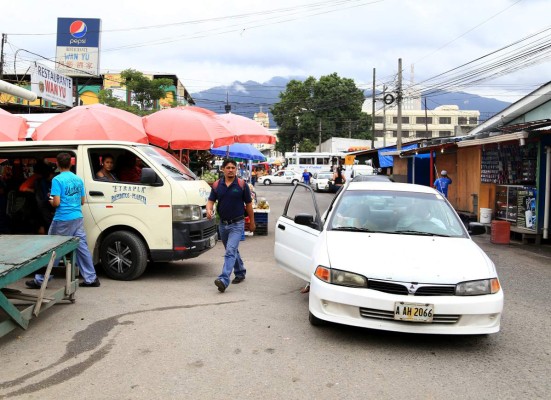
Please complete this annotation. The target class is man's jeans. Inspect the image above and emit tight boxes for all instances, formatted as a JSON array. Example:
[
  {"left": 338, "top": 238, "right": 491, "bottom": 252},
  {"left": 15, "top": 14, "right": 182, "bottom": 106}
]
[
  {"left": 35, "top": 218, "right": 97, "bottom": 284},
  {"left": 217, "top": 220, "right": 246, "bottom": 287}
]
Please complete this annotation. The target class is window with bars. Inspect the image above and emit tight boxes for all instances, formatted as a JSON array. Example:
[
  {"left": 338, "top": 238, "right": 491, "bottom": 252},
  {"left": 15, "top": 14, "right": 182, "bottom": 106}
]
[
  {"left": 415, "top": 130, "right": 432, "bottom": 138},
  {"left": 392, "top": 117, "right": 410, "bottom": 124},
  {"left": 439, "top": 131, "right": 452, "bottom": 137},
  {"left": 374, "top": 116, "right": 384, "bottom": 124},
  {"left": 439, "top": 117, "right": 451, "bottom": 124}
]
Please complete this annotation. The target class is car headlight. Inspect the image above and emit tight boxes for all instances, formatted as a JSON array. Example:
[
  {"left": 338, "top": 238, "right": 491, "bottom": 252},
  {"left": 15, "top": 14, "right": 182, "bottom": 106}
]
[
  {"left": 314, "top": 266, "right": 367, "bottom": 288},
  {"left": 173, "top": 205, "right": 202, "bottom": 222},
  {"left": 456, "top": 278, "right": 500, "bottom": 295}
]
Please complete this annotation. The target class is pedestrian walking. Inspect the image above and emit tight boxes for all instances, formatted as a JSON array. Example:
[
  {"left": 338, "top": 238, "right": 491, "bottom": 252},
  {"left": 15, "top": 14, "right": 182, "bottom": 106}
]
[
  {"left": 302, "top": 169, "right": 311, "bottom": 189},
  {"left": 434, "top": 170, "right": 453, "bottom": 198},
  {"left": 26, "top": 152, "right": 100, "bottom": 289},
  {"left": 206, "top": 158, "right": 256, "bottom": 293}
]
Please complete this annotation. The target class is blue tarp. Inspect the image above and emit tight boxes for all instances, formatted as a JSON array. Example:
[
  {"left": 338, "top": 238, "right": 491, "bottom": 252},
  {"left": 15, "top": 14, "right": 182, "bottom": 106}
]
[
  {"left": 210, "top": 143, "right": 266, "bottom": 161},
  {"left": 378, "top": 144, "right": 418, "bottom": 168}
]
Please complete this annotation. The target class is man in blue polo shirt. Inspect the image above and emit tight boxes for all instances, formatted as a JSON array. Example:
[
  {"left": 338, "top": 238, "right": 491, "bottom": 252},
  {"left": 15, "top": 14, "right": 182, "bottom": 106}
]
[{"left": 206, "top": 158, "right": 256, "bottom": 292}]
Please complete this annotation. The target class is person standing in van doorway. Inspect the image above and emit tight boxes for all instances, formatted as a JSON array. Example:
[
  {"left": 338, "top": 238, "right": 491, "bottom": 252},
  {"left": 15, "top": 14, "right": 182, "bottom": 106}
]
[
  {"left": 206, "top": 159, "right": 255, "bottom": 293},
  {"left": 433, "top": 170, "right": 453, "bottom": 198},
  {"left": 27, "top": 152, "right": 100, "bottom": 289}
]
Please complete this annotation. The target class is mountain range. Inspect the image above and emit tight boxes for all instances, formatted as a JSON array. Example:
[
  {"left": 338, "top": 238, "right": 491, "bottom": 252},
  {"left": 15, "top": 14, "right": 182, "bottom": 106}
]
[{"left": 191, "top": 76, "right": 512, "bottom": 126}]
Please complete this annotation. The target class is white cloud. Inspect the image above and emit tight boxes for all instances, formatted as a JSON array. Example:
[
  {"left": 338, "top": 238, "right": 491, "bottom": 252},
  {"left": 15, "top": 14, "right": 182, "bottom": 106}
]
[{"left": 2, "top": 0, "right": 549, "bottom": 101}]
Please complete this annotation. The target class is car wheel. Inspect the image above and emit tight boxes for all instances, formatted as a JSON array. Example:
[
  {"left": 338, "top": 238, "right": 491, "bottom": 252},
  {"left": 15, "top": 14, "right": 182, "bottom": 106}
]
[
  {"left": 263, "top": 179, "right": 271, "bottom": 185},
  {"left": 309, "top": 311, "right": 326, "bottom": 326},
  {"left": 292, "top": 179, "right": 299, "bottom": 185},
  {"left": 100, "top": 231, "right": 148, "bottom": 281}
]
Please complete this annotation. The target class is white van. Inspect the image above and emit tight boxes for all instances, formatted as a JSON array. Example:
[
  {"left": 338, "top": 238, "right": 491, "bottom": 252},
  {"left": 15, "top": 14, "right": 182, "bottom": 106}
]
[
  {"left": 0, "top": 141, "right": 217, "bottom": 280},
  {"left": 350, "top": 164, "right": 375, "bottom": 178}
]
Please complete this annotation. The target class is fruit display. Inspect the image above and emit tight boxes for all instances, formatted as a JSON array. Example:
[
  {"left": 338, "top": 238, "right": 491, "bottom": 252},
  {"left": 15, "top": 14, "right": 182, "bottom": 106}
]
[
  {"left": 257, "top": 197, "right": 270, "bottom": 210},
  {"left": 201, "top": 171, "right": 218, "bottom": 184}
]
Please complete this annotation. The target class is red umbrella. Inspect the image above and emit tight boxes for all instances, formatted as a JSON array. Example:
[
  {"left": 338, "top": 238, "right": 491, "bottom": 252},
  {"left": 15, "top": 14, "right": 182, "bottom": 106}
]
[
  {"left": 32, "top": 104, "right": 148, "bottom": 143},
  {"left": 214, "top": 113, "right": 276, "bottom": 144},
  {"left": 143, "top": 106, "right": 234, "bottom": 150},
  {"left": 0, "top": 108, "right": 29, "bottom": 141}
]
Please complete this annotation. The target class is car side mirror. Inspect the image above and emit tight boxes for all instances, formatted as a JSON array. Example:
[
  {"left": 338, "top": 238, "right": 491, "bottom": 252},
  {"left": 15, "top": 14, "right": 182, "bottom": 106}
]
[
  {"left": 141, "top": 167, "right": 163, "bottom": 186},
  {"left": 468, "top": 222, "right": 486, "bottom": 236},
  {"left": 295, "top": 213, "right": 319, "bottom": 229}
]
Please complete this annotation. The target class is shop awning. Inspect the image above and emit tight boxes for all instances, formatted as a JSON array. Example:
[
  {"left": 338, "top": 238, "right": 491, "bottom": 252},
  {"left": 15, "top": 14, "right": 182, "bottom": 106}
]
[{"left": 457, "top": 131, "right": 529, "bottom": 147}]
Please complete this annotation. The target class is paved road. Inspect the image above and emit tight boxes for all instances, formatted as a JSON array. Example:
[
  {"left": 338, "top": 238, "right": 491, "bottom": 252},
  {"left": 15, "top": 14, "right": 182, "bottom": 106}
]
[{"left": 1, "top": 184, "right": 550, "bottom": 399}]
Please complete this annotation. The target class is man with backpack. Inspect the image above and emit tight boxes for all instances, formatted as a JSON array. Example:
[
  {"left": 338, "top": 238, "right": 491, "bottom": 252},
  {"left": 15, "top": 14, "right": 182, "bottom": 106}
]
[{"left": 206, "top": 159, "right": 256, "bottom": 293}]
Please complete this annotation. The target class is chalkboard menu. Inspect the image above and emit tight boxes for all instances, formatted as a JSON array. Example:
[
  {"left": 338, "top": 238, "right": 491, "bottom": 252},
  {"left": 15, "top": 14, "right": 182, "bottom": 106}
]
[
  {"left": 481, "top": 143, "right": 537, "bottom": 184},
  {"left": 516, "top": 187, "right": 537, "bottom": 230}
]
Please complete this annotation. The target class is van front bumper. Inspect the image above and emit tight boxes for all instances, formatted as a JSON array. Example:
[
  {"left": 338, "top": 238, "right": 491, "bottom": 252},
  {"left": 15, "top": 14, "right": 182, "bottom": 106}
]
[{"left": 150, "top": 219, "right": 218, "bottom": 262}]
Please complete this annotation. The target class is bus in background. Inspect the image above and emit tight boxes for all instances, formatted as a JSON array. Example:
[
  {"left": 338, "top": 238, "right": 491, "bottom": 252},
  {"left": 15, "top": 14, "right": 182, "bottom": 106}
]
[{"left": 284, "top": 152, "right": 346, "bottom": 174}]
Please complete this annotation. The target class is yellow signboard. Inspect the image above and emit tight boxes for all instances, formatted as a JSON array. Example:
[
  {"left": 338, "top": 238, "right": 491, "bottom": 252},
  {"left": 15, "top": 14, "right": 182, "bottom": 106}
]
[{"left": 345, "top": 155, "right": 356, "bottom": 165}]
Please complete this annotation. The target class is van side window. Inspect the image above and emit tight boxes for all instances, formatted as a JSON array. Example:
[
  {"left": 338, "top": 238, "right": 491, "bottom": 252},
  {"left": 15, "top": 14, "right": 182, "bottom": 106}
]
[{"left": 89, "top": 149, "right": 148, "bottom": 184}]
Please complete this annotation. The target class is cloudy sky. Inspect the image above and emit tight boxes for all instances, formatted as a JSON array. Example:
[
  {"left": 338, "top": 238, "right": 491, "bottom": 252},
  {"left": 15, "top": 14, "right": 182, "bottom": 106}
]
[{"left": 2, "top": 0, "right": 550, "bottom": 102}]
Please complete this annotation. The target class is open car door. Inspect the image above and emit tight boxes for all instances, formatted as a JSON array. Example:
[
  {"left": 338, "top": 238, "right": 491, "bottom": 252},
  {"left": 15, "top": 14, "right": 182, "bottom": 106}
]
[{"left": 274, "top": 183, "right": 323, "bottom": 281}]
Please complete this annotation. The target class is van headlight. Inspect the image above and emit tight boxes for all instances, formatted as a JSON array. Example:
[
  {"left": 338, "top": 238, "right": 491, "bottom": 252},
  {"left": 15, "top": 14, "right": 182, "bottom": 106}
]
[
  {"left": 173, "top": 205, "right": 202, "bottom": 222},
  {"left": 456, "top": 278, "right": 500, "bottom": 295}
]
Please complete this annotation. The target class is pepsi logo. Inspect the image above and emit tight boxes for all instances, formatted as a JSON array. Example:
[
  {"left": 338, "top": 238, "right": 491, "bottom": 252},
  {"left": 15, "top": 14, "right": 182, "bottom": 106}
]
[{"left": 69, "top": 20, "right": 87, "bottom": 38}]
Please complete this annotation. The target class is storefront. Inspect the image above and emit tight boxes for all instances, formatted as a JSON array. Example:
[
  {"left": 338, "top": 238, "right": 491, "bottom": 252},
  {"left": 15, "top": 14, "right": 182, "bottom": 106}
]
[{"left": 458, "top": 130, "right": 549, "bottom": 243}]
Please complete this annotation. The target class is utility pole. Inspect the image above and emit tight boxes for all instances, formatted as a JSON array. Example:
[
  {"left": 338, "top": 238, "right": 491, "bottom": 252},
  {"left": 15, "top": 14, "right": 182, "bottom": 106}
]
[
  {"left": 0, "top": 34, "right": 6, "bottom": 80},
  {"left": 318, "top": 118, "right": 322, "bottom": 151},
  {"left": 396, "top": 58, "right": 403, "bottom": 151},
  {"left": 382, "top": 84, "right": 387, "bottom": 148},
  {"left": 424, "top": 97, "right": 428, "bottom": 137},
  {"left": 349, "top": 120, "right": 352, "bottom": 138},
  {"left": 371, "top": 67, "right": 376, "bottom": 149}
]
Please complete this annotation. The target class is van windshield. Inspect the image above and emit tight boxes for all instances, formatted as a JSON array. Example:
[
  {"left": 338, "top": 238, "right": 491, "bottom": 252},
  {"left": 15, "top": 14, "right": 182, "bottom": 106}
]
[{"left": 140, "top": 146, "right": 197, "bottom": 180}]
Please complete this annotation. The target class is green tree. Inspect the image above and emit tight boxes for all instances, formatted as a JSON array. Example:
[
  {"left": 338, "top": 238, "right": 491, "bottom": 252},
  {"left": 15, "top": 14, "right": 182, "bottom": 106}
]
[
  {"left": 97, "top": 89, "right": 143, "bottom": 115},
  {"left": 120, "top": 69, "right": 173, "bottom": 111},
  {"left": 299, "top": 138, "right": 317, "bottom": 152},
  {"left": 271, "top": 73, "right": 371, "bottom": 153}
]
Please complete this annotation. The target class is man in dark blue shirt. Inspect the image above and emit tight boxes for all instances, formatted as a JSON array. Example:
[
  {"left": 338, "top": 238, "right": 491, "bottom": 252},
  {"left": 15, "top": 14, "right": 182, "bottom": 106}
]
[
  {"left": 206, "top": 159, "right": 256, "bottom": 292},
  {"left": 434, "top": 170, "right": 452, "bottom": 198}
]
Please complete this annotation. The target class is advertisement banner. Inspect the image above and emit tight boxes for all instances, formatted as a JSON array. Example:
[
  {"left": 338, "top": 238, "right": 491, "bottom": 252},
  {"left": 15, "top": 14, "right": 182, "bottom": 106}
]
[
  {"left": 56, "top": 18, "right": 101, "bottom": 77},
  {"left": 31, "top": 63, "right": 73, "bottom": 107}
]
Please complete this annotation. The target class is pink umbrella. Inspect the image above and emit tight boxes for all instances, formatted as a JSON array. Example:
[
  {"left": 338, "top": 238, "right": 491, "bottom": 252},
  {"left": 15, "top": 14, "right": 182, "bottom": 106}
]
[
  {"left": 33, "top": 104, "right": 148, "bottom": 143},
  {"left": 214, "top": 113, "right": 276, "bottom": 144},
  {"left": 143, "top": 106, "right": 234, "bottom": 150},
  {"left": 0, "top": 108, "right": 29, "bottom": 141}
]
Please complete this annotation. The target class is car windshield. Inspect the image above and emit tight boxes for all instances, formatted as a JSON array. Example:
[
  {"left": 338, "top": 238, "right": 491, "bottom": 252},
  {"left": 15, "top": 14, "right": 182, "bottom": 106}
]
[
  {"left": 328, "top": 190, "right": 467, "bottom": 237},
  {"left": 318, "top": 173, "right": 333, "bottom": 179}
]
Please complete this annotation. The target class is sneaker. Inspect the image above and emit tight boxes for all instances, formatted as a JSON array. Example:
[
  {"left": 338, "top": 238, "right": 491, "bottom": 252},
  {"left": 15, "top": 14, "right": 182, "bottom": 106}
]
[
  {"left": 214, "top": 279, "right": 226, "bottom": 293},
  {"left": 25, "top": 280, "right": 42, "bottom": 289},
  {"left": 79, "top": 278, "right": 101, "bottom": 287},
  {"left": 232, "top": 276, "right": 245, "bottom": 284}
]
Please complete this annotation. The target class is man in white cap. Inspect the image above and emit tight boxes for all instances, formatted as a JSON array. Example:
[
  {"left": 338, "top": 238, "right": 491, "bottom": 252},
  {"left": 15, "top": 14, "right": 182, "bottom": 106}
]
[{"left": 433, "top": 170, "right": 452, "bottom": 198}]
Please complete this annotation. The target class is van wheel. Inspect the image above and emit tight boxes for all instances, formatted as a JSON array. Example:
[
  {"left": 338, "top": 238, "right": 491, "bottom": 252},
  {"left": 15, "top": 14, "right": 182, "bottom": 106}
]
[
  {"left": 100, "top": 231, "right": 148, "bottom": 281},
  {"left": 263, "top": 179, "right": 271, "bottom": 185}
]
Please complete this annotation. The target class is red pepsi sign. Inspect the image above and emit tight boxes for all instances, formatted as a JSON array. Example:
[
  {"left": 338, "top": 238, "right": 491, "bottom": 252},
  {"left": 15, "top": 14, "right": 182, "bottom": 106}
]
[{"left": 57, "top": 18, "right": 101, "bottom": 47}]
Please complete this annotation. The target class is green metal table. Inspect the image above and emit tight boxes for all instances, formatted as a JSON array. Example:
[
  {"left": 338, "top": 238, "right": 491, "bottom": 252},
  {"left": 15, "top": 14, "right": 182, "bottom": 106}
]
[{"left": 0, "top": 235, "right": 79, "bottom": 338}]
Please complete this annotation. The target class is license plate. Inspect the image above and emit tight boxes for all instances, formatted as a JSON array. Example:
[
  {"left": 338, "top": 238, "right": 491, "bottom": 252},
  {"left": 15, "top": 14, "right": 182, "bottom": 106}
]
[
  {"left": 208, "top": 235, "right": 216, "bottom": 248},
  {"left": 394, "top": 302, "right": 434, "bottom": 322}
]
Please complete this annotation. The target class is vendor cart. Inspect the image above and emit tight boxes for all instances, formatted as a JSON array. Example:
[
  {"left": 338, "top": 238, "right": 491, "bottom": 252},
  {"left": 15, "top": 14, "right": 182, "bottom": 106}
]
[{"left": 0, "top": 235, "right": 79, "bottom": 338}]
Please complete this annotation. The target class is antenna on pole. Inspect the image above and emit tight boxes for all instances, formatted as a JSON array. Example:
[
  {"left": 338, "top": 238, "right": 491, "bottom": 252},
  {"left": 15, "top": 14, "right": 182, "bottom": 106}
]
[{"left": 225, "top": 91, "right": 231, "bottom": 113}]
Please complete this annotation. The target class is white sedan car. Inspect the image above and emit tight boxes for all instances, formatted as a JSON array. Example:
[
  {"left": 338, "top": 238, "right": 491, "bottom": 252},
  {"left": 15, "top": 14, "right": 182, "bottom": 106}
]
[
  {"left": 310, "top": 171, "right": 334, "bottom": 192},
  {"left": 274, "top": 181, "right": 503, "bottom": 335},
  {"left": 258, "top": 170, "right": 301, "bottom": 185}
]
